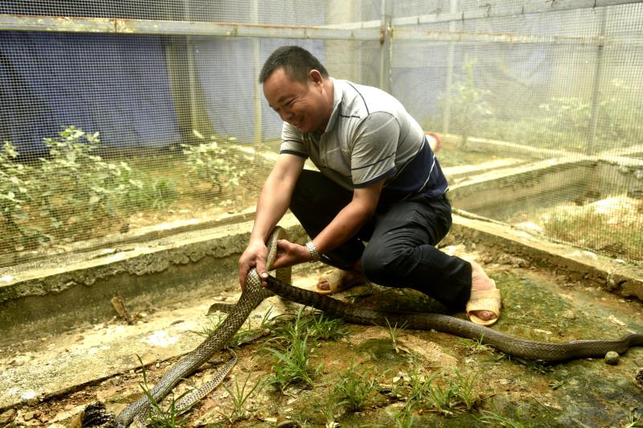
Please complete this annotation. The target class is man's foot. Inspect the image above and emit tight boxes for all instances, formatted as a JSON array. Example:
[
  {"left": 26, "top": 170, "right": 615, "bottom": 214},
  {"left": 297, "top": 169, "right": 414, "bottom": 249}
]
[
  {"left": 466, "top": 260, "right": 501, "bottom": 326},
  {"left": 315, "top": 268, "right": 366, "bottom": 295}
]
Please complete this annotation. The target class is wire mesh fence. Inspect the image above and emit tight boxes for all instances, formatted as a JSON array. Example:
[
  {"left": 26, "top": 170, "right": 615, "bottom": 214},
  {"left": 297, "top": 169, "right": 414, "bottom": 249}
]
[{"left": 0, "top": 0, "right": 642, "bottom": 267}]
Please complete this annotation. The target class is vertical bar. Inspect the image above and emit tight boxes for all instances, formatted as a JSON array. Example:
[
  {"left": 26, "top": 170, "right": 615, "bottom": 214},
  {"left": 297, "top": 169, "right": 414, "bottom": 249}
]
[
  {"left": 379, "top": 0, "right": 392, "bottom": 93},
  {"left": 184, "top": 2, "right": 198, "bottom": 134},
  {"left": 442, "top": 0, "right": 458, "bottom": 134},
  {"left": 587, "top": 6, "right": 608, "bottom": 156},
  {"left": 252, "top": 0, "right": 262, "bottom": 144}
]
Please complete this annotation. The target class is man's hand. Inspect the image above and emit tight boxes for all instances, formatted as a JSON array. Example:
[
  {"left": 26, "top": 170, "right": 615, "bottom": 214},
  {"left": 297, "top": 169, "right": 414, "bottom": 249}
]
[
  {"left": 272, "top": 239, "right": 313, "bottom": 270},
  {"left": 238, "top": 240, "right": 269, "bottom": 289}
]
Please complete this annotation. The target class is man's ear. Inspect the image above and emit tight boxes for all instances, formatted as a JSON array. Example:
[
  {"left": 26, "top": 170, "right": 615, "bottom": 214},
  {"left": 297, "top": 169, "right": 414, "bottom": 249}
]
[{"left": 309, "top": 69, "right": 323, "bottom": 85}]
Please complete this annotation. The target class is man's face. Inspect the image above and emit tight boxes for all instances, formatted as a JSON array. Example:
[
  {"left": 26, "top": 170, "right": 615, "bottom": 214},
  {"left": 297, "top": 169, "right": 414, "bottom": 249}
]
[{"left": 263, "top": 67, "right": 329, "bottom": 133}]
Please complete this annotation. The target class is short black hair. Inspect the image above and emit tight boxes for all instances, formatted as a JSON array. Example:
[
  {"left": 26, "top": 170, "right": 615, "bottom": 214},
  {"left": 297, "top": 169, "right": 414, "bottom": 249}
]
[{"left": 259, "top": 46, "right": 329, "bottom": 84}]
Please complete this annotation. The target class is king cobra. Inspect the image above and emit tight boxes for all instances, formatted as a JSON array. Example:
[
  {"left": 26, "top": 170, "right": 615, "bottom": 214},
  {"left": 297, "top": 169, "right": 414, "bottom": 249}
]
[{"left": 115, "top": 226, "right": 643, "bottom": 426}]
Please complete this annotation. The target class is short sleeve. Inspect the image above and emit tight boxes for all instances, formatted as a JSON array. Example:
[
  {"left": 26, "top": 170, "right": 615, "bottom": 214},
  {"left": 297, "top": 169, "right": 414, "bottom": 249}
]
[
  {"left": 350, "top": 112, "right": 400, "bottom": 187},
  {"left": 280, "top": 123, "right": 308, "bottom": 158}
]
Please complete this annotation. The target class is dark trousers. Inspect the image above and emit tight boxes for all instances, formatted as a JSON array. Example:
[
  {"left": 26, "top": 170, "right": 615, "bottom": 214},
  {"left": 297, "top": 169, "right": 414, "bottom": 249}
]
[{"left": 289, "top": 170, "right": 472, "bottom": 310}]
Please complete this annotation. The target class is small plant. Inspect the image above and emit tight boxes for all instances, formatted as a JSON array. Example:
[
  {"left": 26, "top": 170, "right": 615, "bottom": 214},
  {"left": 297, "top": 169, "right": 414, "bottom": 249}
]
[
  {"left": 319, "top": 393, "right": 342, "bottom": 428},
  {"left": 265, "top": 332, "right": 321, "bottom": 391},
  {"left": 262, "top": 308, "right": 338, "bottom": 391},
  {"left": 393, "top": 368, "right": 481, "bottom": 416},
  {"left": 439, "top": 57, "right": 492, "bottom": 148},
  {"left": 624, "top": 409, "right": 643, "bottom": 428},
  {"left": 136, "top": 355, "right": 193, "bottom": 427},
  {"left": 305, "top": 311, "right": 348, "bottom": 341},
  {"left": 222, "top": 373, "right": 267, "bottom": 422},
  {"left": 182, "top": 130, "right": 247, "bottom": 194},
  {"left": 385, "top": 318, "right": 407, "bottom": 354},
  {"left": 0, "top": 141, "right": 42, "bottom": 250},
  {"left": 458, "top": 336, "right": 493, "bottom": 355},
  {"left": 333, "top": 363, "right": 378, "bottom": 412},
  {"left": 196, "top": 307, "right": 276, "bottom": 348},
  {"left": 393, "top": 404, "right": 415, "bottom": 428},
  {"left": 476, "top": 410, "right": 528, "bottom": 427}
]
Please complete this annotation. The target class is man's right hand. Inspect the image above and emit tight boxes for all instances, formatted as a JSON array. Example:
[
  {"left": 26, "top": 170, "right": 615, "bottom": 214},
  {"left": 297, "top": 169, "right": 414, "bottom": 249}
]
[{"left": 238, "top": 239, "right": 269, "bottom": 289}]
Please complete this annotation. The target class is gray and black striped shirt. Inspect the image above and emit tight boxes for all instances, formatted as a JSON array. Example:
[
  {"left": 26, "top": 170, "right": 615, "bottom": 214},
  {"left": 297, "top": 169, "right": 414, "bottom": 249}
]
[{"left": 281, "top": 78, "right": 447, "bottom": 202}]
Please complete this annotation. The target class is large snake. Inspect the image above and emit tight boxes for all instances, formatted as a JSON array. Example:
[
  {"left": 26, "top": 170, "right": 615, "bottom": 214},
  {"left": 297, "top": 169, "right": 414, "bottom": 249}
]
[{"left": 115, "top": 226, "right": 643, "bottom": 426}]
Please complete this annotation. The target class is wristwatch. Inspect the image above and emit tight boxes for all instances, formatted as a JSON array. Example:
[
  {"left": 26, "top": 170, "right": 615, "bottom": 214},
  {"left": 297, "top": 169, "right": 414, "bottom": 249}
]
[{"left": 305, "top": 241, "right": 321, "bottom": 262}]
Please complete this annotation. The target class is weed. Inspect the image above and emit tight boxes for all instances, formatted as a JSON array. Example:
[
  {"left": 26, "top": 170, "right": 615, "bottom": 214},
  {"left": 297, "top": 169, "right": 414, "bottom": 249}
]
[
  {"left": 393, "top": 368, "right": 481, "bottom": 416},
  {"left": 305, "top": 311, "right": 348, "bottom": 341},
  {"left": 319, "top": 393, "right": 341, "bottom": 427},
  {"left": 458, "top": 336, "right": 493, "bottom": 355},
  {"left": 385, "top": 318, "right": 407, "bottom": 354},
  {"left": 181, "top": 132, "right": 247, "bottom": 194},
  {"left": 265, "top": 332, "right": 321, "bottom": 391},
  {"left": 222, "top": 373, "right": 267, "bottom": 422},
  {"left": 476, "top": 410, "right": 527, "bottom": 427},
  {"left": 393, "top": 403, "right": 415, "bottom": 428},
  {"left": 136, "top": 355, "right": 193, "bottom": 427},
  {"left": 333, "top": 363, "right": 378, "bottom": 412},
  {"left": 624, "top": 409, "right": 643, "bottom": 428},
  {"left": 452, "top": 370, "right": 480, "bottom": 410},
  {"left": 197, "top": 306, "right": 276, "bottom": 347}
]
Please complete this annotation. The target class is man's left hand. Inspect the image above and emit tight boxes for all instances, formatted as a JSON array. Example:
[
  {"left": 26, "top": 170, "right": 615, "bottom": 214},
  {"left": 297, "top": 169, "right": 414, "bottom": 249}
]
[{"left": 271, "top": 239, "right": 314, "bottom": 270}]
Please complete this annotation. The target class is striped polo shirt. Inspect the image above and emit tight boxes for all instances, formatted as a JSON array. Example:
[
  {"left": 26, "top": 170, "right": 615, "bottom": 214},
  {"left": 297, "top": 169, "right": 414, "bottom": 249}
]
[{"left": 280, "top": 78, "right": 448, "bottom": 203}]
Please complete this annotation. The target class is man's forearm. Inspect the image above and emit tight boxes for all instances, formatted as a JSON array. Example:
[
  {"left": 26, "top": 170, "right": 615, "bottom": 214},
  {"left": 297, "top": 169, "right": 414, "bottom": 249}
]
[
  {"left": 311, "top": 199, "right": 373, "bottom": 256},
  {"left": 250, "top": 178, "right": 291, "bottom": 244}
]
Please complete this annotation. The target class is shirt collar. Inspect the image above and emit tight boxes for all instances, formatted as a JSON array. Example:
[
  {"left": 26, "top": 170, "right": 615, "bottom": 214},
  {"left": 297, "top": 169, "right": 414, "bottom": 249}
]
[{"left": 323, "top": 77, "right": 343, "bottom": 133}]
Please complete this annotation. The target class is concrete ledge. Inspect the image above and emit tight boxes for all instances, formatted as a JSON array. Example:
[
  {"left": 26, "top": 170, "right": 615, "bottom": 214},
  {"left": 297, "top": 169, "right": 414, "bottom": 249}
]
[
  {"left": 0, "top": 214, "right": 307, "bottom": 347},
  {"left": 450, "top": 211, "right": 643, "bottom": 302}
]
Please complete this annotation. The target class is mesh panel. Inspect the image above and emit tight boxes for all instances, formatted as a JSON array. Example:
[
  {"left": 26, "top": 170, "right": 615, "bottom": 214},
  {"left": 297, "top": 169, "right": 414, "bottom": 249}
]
[{"left": 1, "top": 1, "right": 642, "bottom": 267}]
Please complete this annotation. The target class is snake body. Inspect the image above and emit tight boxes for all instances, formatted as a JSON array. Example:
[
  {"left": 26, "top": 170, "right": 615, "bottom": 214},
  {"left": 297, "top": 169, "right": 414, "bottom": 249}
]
[{"left": 116, "top": 226, "right": 643, "bottom": 426}]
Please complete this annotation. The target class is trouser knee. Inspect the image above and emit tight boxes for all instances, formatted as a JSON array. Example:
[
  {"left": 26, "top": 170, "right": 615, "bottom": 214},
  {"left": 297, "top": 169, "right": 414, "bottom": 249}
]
[{"left": 361, "top": 244, "right": 410, "bottom": 285}]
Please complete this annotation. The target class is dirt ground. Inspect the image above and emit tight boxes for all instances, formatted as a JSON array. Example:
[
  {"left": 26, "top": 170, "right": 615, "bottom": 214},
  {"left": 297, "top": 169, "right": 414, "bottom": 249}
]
[{"left": 1, "top": 244, "right": 642, "bottom": 428}]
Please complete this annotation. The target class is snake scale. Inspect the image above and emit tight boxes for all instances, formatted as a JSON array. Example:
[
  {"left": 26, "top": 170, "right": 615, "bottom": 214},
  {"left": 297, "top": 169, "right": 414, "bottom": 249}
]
[{"left": 115, "top": 226, "right": 643, "bottom": 426}]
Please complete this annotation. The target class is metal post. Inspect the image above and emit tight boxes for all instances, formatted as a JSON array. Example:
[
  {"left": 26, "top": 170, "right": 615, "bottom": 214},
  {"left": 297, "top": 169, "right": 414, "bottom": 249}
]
[
  {"left": 184, "top": 2, "right": 198, "bottom": 134},
  {"left": 252, "top": 0, "right": 262, "bottom": 144},
  {"left": 379, "top": 0, "right": 392, "bottom": 93},
  {"left": 442, "top": 0, "right": 458, "bottom": 134},
  {"left": 587, "top": 6, "right": 609, "bottom": 156}
]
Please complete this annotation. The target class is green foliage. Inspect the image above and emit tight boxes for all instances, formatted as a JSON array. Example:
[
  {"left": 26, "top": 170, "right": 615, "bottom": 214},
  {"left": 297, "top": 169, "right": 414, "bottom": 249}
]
[
  {"left": 333, "top": 363, "right": 379, "bottom": 412},
  {"left": 393, "top": 369, "right": 481, "bottom": 417},
  {"left": 0, "top": 141, "right": 40, "bottom": 249},
  {"left": 222, "top": 373, "right": 267, "bottom": 423},
  {"left": 0, "top": 126, "right": 179, "bottom": 253},
  {"left": 265, "top": 332, "right": 321, "bottom": 391},
  {"left": 538, "top": 79, "right": 643, "bottom": 148},
  {"left": 476, "top": 410, "right": 528, "bottom": 428},
  {"left": 136, "top": 355, "right": 193, "bottom": 427},
  {"left": 197, "top": 307, "right": 276, "bottom": 348},
  {"left": 439, "top": 57, "right": 492, "bottom": 147},
  {"left": 543, "top": 205, "right": 643, "bottom": 262},
  {"left": 262, "top": 308, "right": 345, "bottom": 392},
  {"left": 385, "top": 318, "right": 407, "bottom": 354},
  {"left": 181, "top": 131, "right": 247, "bottom": 193}
]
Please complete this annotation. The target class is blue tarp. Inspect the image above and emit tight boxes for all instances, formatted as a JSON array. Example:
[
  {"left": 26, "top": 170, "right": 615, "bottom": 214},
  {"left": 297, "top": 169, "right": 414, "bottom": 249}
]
[
  {"left": 192, "top": 38, "right": 325, "bottom": 143},
  {"left": 0, "top": 32, "right": 181, "bottom": 156}
]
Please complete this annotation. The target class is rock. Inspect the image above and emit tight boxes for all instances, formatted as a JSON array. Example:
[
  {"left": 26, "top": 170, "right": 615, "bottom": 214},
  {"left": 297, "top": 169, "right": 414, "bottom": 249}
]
[
  {"left": 635, "top": 367, "right": 643, "bottom": 391},
  {"left": 0, "top": 408, "right": 17, "bottom": 425},
  {"left": 604, "top": 351, "right": 619, "bottom": 365}
]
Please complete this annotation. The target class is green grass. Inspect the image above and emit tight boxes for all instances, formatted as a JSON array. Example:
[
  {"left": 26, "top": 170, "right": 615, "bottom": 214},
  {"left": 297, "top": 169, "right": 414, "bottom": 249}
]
[
  {"left": 543, "top": 205, "right": 643, "bottom": 262},
  {"left": 222, "top": 373, "right": 267, "bottom": 423},
  {"left": 392, "top": 368, "right": 482, "bottom": 417},
  {"left": 333, "top": 363, "right": 379, "bottom": 412},
  {"left": 136, "top": 356, "right": 194, "bottom": 427},
  {"left": 264, "top": 332, "right": 321, "bottom": 391}
]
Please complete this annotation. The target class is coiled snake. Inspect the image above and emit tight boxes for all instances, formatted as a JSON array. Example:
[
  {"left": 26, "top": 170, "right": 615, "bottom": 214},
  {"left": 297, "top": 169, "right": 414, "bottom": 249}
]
[{"left": 115, "top": 226, "right": 643, "bottom": 426}]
